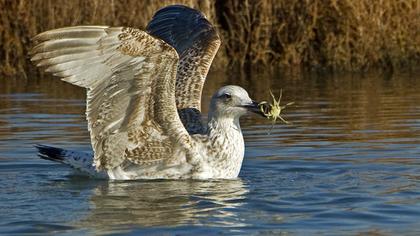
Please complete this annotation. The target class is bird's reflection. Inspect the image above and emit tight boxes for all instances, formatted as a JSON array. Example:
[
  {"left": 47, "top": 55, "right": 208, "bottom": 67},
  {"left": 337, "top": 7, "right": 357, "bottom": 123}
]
[{"left": 76, "top": 179, "right": 248, "bottom": 231}]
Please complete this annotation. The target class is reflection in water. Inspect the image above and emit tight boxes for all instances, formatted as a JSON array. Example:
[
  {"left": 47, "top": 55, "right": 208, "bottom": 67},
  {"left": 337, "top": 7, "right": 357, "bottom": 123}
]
[
  {"left": 2, "top": 71, "right": 419, "bottom": 144},
  {"left": 78, "top": 179, "right": 248, "bottom": 232},
  {"left": 1, "top": 70, "right": 420, "bottom": 235}
]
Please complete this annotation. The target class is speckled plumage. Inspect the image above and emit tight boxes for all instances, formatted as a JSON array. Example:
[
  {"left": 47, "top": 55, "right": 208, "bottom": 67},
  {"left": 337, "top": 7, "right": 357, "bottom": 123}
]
[
  {"left": 147, "top": 5, "right": 220, "bottom": 134},
  {"left": 31, "top": 5, "right": 262, "bottom": 180}
]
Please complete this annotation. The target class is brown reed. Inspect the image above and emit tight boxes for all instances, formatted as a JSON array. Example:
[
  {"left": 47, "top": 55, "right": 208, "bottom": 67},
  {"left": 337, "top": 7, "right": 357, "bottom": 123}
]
[{"left": 0, "top": 0, "right": 418, "bottom": 77}]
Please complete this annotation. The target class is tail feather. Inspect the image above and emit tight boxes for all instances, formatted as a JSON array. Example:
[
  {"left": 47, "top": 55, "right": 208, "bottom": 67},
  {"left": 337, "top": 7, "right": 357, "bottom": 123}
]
[{"left": 34, "top": 144, "right": 106, "bottom": 178}]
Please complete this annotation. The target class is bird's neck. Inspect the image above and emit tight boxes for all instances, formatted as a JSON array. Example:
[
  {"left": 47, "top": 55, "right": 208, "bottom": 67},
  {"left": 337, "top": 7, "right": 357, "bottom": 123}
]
[
  {"left": 206, "top": 115, "right": 244, "bottom": 159},
  {"left": 204, "top": 115, "right": 244, "bottom": 178},
  {"left": 207, "top": 115, "right": 241, "bottom": 135}
]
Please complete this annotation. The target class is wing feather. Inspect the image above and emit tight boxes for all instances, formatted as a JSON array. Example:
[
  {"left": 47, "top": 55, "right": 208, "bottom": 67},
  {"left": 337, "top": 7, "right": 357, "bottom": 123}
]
[
  {"left": 31, "top": 26, "right": 192, "bottom": 170},
  {"left": 147, "top": 5, "right": 221, "bottom": 134}
]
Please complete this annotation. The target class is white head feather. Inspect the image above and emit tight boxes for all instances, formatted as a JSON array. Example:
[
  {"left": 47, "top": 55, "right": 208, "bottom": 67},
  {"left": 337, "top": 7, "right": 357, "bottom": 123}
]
[{"left": 209, "top": 85, "right": 254, "bottom": 121}]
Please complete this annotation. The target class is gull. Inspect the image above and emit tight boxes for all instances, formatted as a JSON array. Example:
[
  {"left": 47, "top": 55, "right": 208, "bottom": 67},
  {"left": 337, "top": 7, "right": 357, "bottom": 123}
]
[{"left": 31, "top": 5, "right": 266, "bottom": 180}]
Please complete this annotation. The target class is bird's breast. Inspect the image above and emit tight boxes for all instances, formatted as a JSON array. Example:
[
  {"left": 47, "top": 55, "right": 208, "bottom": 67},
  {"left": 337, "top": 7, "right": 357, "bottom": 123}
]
[{"left": 192, "top": 128, "right": 245, "bottom": 179}]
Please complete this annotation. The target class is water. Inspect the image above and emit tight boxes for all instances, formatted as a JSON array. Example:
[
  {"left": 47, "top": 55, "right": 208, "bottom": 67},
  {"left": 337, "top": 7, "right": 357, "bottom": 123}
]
[{"left": 1, "top": 71, "right": 419, "bottom": 235}]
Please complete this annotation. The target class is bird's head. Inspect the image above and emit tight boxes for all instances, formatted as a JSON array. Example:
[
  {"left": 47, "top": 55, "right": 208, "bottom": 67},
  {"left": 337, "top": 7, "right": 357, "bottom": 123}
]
[{"left": 209, "top": 85, "right": 265, "bottom": 120}]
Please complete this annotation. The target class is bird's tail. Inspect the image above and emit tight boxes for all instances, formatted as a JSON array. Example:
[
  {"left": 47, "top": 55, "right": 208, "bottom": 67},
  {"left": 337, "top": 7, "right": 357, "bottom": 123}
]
[{"left": 35, "top": 144, "right": 106, "bottom": 178}]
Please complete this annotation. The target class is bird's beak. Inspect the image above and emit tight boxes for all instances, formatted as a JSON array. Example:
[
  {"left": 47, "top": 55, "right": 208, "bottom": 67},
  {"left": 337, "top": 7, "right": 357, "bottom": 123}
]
[{"left": 243, "top": 100, "right": 267, "bottom": 118}]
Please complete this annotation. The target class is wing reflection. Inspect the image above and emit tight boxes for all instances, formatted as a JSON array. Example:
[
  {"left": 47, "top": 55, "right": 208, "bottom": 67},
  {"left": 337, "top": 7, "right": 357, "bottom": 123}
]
[{"left": 76, "top": 179, "right": 249, "bottom": 232}]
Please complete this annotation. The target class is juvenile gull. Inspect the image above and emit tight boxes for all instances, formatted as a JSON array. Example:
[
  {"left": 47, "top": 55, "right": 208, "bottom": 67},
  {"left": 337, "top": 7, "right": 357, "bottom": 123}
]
[{"left": 31, "top": 5, "right": 266, "bottom": 180}]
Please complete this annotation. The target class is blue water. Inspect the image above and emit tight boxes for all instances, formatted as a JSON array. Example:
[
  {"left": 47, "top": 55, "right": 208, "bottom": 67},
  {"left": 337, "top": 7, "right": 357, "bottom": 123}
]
[{"left": 1, "top": 71, "right": 419, "bottom": 235}]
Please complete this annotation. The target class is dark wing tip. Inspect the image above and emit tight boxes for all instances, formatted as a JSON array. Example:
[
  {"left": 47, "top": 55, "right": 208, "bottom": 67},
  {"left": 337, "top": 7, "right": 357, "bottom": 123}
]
[
  {"left": 35, "top": 144, "right": 65, "bottom": 163},
  {"left": 146, "top": 4, "right": 219, "bottom": 54}
]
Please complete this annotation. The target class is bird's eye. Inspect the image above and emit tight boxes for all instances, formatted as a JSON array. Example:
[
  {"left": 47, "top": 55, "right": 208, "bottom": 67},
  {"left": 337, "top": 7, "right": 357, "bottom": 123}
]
[{"left": 220, "top": 93, "right": 231, "bottom": 99}]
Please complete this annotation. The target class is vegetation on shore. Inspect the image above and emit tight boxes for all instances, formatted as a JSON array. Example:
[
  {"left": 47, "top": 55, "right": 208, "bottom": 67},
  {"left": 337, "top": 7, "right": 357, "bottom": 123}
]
[{"left": 0, "top": 0, "right": 418, "bottom": 77}]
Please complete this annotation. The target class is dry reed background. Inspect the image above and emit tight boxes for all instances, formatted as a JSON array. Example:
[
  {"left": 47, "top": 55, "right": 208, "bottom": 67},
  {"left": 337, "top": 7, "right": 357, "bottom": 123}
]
[{"left": 0, "top": 0, "right": 418, "bottom": 77}]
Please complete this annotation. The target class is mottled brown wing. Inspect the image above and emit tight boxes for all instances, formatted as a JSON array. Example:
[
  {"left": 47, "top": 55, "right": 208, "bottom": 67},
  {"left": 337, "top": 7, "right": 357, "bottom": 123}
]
[
  {"left": 147, "top": 5, "right": 221, "bottom": 134},
  {"left": 31, "top": 26, "right": 192, "bottom": 170}
]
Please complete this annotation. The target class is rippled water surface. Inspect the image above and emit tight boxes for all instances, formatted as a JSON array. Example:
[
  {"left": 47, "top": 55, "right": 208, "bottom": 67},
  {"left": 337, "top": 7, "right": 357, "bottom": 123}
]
[{"left": 1, "top": 71, "right": 419, "bottom": 235}]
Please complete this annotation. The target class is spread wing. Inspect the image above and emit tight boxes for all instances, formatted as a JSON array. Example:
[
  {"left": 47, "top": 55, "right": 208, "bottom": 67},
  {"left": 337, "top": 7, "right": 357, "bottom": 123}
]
[
  {"left": 146, "top": 5, "right": 221, "bottom": 134},
  {"left": 31, "top": 26, "right": 192, "bottom": 170}
]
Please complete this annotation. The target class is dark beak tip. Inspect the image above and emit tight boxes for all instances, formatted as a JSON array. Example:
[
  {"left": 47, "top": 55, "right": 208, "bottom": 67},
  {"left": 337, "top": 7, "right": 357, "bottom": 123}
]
[{"left": 244, "top": 100, "right": 267, "bottom": 118}]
